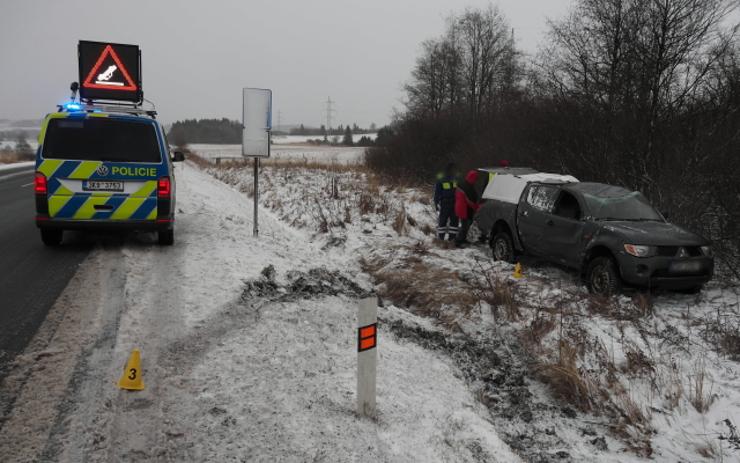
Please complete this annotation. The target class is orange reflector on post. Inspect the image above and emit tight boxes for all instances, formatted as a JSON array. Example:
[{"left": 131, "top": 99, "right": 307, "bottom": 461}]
[
  {"left": 358, "top": 323, "right": 377, "bottom": 352},
  {"left": 359, "top": 325, "right": 376, "bottom": 339},
  {"left": 360, "top": 337, "right": 375, "bottom": 351}
]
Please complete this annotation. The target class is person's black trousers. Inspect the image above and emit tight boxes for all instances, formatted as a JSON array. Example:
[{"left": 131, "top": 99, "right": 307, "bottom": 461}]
[
  {"left": 437, "top": 201, "right": 458, "bottom": 240},
  {"left": 456, "top": 218, "right": 472, "bottom": 244}
]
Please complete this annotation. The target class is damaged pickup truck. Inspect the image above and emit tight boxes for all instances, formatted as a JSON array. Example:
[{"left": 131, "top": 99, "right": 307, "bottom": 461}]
[{"left": 475, "top": 168, "right": 714, "bottom": 295}]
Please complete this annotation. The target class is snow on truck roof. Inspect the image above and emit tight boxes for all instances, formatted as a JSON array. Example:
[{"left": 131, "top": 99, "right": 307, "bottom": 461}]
[
  {"left": 478, "top": 167, "right": 538, "bottom": 176},
  {"left": 481, "top": 170, "right": 579, "bottom": 203}
]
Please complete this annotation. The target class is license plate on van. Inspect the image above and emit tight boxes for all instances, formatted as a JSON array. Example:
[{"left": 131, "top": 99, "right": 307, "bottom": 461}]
[{"left": 82, "top": 180, "right": 124, "bottom": 192}]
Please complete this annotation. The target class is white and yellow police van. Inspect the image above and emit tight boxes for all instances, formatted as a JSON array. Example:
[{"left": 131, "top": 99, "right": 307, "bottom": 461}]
[{"left": 34, "top": 103, "right": 184, "bottom": 246}]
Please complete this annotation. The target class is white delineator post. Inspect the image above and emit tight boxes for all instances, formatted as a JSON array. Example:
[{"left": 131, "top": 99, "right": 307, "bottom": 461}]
[{"left": 357, "top": 297, "right": 378, "bottom": 417}]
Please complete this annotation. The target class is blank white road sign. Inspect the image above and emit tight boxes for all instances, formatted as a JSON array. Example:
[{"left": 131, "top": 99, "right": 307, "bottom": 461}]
[{"left": 242, "top": 88, "right": 272, "bottom": 157}]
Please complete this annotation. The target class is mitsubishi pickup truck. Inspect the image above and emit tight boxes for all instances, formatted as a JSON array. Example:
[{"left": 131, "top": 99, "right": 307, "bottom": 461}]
[{"left": 475, "top": 168, "right": 714, "bottom": 295}]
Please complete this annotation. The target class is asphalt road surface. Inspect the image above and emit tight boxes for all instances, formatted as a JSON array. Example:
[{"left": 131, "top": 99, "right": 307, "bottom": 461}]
[{"left": 0, "top": 164, "right": 91, "bottom": 375}]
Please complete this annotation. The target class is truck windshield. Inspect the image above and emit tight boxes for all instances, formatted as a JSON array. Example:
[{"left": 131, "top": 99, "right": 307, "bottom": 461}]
[
  {"left": 583, "top": 191, "right": 663, "bottom": 221},
  {"left": 42, "top": 118, "right": 161, "bottom": 163}
]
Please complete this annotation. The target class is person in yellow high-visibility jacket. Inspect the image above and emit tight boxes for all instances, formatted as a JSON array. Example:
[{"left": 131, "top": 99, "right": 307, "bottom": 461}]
[{"left": 433, "top": 163, "right": 458, "bottom": 241}]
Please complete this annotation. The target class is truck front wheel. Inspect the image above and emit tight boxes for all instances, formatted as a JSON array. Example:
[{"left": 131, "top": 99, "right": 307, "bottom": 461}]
[
  {"left": 491, "top": 231, "right": 515, "bottom": 263},
  {"left": 586, "top": 256, "right": 621, "bottom": 296}
]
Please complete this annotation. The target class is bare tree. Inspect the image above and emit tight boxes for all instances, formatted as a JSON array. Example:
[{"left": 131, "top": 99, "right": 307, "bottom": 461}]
[
  {"left": 404, "top": 38, "right": 462, "bottom": 119},
  {"left": 404, "top": 5, "right": 519, "bottom": 121},
  {"left": 537, "top": 0, "right": 737, "bottom": 193}
]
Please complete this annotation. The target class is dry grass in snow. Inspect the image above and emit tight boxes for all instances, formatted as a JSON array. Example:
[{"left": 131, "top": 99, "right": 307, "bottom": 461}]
[{"left": 191, "top": 151, "right": 740, "bottom": 462}]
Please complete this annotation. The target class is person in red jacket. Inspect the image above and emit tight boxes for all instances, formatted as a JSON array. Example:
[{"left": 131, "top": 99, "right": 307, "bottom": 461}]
[{"left": 455, "top": 170, "right": 480, "bottom": 247}]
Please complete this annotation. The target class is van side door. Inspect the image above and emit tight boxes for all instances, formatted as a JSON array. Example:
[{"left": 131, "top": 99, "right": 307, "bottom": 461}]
[{"left": 516, "top": 183, "right": 560, "bottom": 257}]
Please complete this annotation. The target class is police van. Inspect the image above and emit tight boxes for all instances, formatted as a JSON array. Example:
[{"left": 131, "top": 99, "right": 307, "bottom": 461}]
[{"left": 34, "top": 103, "right": 184, "bottom": 246}]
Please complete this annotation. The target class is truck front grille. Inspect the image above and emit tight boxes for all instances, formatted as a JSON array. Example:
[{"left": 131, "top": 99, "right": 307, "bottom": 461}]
[{"left": 657, "top": 246, "right": 702, "bottom": 257}]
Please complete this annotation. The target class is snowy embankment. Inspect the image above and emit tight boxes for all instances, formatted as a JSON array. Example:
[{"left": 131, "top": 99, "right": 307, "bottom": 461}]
[
  {"left": 203, "top": 157, "right": 740, "bottom": 462},
  {"left": 0, "top": 161, "right": 34, "bottom": 172},
  {"left": 0, "top": 162, "right": 520, "bottom": 462}
]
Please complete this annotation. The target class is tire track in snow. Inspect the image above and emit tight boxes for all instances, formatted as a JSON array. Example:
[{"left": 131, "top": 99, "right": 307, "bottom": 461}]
[
  {"left": 0, "top": 241, "right": 126, "bottom": 462},
  {"left": 100, "top": 241, "right": 190, "bottom": 461},
  {"left": 40, "top": 245, "right": 129, "bottom": 461}
]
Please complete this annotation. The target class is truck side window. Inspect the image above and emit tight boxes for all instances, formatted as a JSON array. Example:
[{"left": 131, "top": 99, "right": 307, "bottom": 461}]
[
  {"left": 525, "top": 185, "right": 559, "bottom": 212},
  {"left": 553, "top": 191, "right": 581, "bottom": 220}
]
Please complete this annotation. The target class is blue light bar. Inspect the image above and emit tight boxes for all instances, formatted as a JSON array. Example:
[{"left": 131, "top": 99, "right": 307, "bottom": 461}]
[{"left": 64, "top": 102, "right": 82, "bottom": 111}]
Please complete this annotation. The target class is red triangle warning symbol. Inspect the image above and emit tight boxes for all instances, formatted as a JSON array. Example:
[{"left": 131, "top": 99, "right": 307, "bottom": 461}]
[{"left": 82, "top": 45, "right": 137, "bottom": 91}]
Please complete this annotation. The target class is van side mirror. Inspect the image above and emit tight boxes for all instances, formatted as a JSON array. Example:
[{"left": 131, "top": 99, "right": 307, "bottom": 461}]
[{"left": 172, "top": 151, "right": 185, "bottom": 162}]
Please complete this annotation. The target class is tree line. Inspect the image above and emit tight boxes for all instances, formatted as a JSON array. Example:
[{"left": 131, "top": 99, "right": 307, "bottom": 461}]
[
  {"left": 293, "top": 126, "right": 376, "bottom": 147},
  {"left": 366, "top": 0, "right": 740, "bottom": 275},
  {"left": 167, "top": 118, "right": 242, "bottom": 146},
  {"left": 289, "top": 123, "right": 377, "bottom": 136},
  {"left": 166, "top": 119, "right": 378, "bottom": 146}
]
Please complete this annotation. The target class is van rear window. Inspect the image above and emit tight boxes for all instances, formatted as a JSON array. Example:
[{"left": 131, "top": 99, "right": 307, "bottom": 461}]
[{"left": 42, "top": 118, "right": 161, "bottom": 163}]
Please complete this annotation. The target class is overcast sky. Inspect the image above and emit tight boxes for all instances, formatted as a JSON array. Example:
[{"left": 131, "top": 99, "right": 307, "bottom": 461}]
[{"left": 0, "top": 0, "right": 572, "bottom": 127}]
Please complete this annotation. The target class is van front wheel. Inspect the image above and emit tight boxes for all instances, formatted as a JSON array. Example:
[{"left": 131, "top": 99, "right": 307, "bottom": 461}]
[{"left": 158, "top": 229, "right": 174, "bottom": 246}]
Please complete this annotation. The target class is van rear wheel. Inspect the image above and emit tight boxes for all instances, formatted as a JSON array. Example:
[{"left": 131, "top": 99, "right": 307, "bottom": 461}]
[
  {"left": 158, "top": 229, "right": 174, "bottom": 246},
  {"left": 40, "top": 229, "right": 63, "bottom": 246}
]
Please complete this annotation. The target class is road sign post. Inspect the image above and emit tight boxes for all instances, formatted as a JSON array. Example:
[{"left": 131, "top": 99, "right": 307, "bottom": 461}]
[
  {"left": 357, "top": 297, "right": 378, "bottom": 417},
  {"left": 253, "top": 157, "right": 259, "bottom": 236},
  {"left": 242, "top": 88, "right": 272, "bottom": 237}
]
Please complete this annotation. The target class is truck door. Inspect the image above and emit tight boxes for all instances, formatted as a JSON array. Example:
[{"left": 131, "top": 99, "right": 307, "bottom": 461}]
[
  {"left": 517, "top": 184, "right": 560, "bottom": 256},
  {"left": 542, "top": 190, "right": 586, "bottom": 268}
]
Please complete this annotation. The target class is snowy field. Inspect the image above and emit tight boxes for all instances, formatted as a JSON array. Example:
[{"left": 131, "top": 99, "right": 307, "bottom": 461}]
[
  {"left": 0, "top": 119, "right": 39, "bottom": 135},
  {"left": 0, "top": 162, "right": 519, "bottom": 462},
  {"left": 0, "top": 138, "right": 39, "bottom": 164},
  {"left": 189, "top": 143, "right": 366, "bottom": 165},
  {"left": 205, "top": 160, "right": 740, "bottom": 462},
  {"left": 1, "top": 153, "right": 739, "bottom": 462},
  {"left": 0, "top": 140, "right": 39, "bottom": 151}
]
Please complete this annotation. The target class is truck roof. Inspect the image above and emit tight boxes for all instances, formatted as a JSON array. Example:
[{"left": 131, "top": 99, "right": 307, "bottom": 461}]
[
  {"left": 481, "top": 171, "right": 579, "bottom": 203},
  {"left": 477, "top": 167, "right": 538, "bottom": 176}
]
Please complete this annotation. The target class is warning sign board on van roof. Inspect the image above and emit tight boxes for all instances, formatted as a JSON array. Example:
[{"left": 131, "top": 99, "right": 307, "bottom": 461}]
[{"left": 79, "top": 41, "right": 141, "bottom": 103}]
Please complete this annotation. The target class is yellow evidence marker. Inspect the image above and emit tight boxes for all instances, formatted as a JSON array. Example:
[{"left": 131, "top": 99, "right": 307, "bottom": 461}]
[
  {"left": 118, "top": 348, "right": 145, "bottom": 391},
  {"left": 513, "top": 263, "right": 523, "bottom": 279}
]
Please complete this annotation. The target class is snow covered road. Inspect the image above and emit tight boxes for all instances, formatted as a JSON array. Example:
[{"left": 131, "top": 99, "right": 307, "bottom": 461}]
[{"left": 0, "top": 163, "right": 521, "bottom": 462}]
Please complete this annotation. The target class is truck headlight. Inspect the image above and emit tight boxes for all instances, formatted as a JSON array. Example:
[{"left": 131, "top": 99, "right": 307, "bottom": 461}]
[
  {"left": 700, "top": 246, "right": 712, "bottom": 257},
  {"left": 624, "top": 244, "right": 656, "bottom": 258}
]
